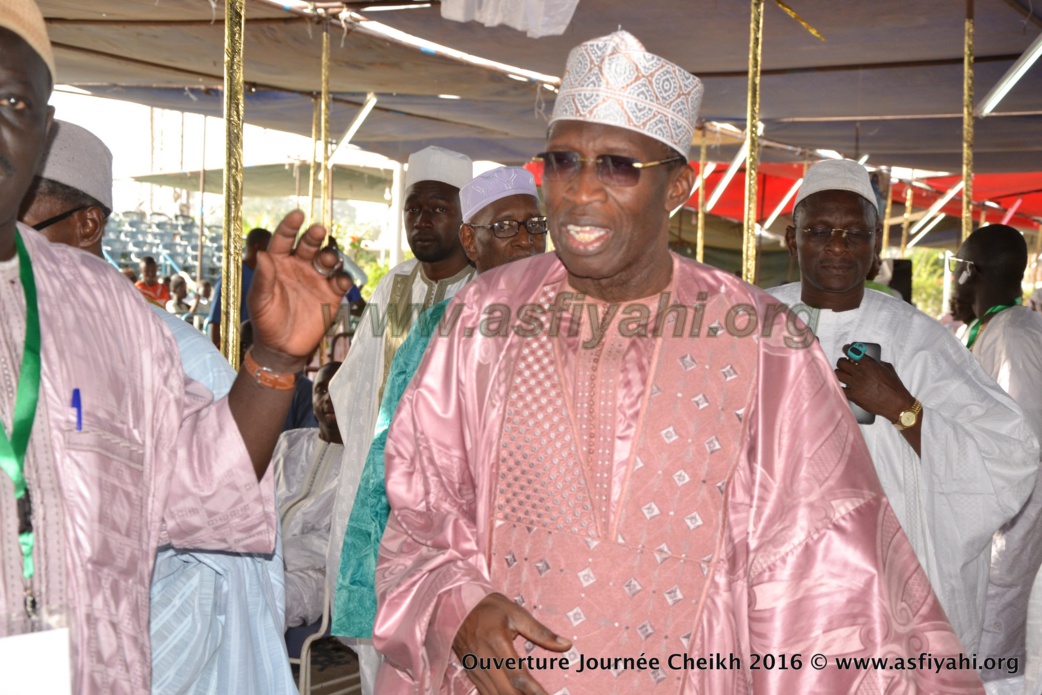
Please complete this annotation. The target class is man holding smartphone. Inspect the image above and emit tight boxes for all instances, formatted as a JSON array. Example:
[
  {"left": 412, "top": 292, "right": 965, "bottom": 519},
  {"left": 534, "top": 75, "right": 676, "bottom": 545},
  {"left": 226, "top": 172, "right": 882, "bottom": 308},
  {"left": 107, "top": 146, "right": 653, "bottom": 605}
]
[{"left": 768, "top": 159, "right": 1039, "bottom": 656}]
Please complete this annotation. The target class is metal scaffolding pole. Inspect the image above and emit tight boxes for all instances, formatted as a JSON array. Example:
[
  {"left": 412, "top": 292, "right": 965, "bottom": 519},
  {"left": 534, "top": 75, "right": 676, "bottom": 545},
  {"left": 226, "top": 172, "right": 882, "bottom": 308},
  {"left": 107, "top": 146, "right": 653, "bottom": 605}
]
[
  {"left": 881, "top": 173, "right": 894, "bottom": 254},
  {"left": 742, "top": 0, "right": 764, "bottom": 284},
  {"left": 900, "top": 182, "right": 913, "bottom": 258},
  {"left": 195, "top": 115, "right": 207, "bottom": 285},
  {"left": 320, "top": 24, "right": 332, "bottom": 232},
  {"left": 962, "top": 0, "right": 975, "bottom": 242},
  {"left": 696, "top": 132, "right": 708, "bottom": 264},
  {"left": 220, "top": 0, "right": 245, "bottom": 367},
  {"left": 307, "top": 96, "right": 319, "bottom": 223}
]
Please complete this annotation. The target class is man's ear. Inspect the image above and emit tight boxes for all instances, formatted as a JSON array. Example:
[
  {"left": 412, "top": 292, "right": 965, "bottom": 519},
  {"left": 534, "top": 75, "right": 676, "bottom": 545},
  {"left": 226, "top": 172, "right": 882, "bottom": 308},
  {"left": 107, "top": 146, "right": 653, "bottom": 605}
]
[
  {"left": 666, "top": 163, "right": 697, "bottom": 213},
  {"left": 80, "top": 207, "right": 106, "bottom": 250},
  {"left": 459, "top": 223, "right": 478, "bottom": 265},
  {"left": 785, "top": 225, "right": 798, "bottom": 258}
]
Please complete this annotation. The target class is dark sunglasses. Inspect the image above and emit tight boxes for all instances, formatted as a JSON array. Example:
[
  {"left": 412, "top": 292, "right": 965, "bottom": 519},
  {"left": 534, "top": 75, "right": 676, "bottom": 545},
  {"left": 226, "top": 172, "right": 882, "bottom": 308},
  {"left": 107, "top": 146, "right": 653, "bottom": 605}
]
[
  {"left": 533, "top": 151, "right": 685, "bottom": 188},
  {"left": 32, "top": 206, "right": 88, "bottom": 231}
]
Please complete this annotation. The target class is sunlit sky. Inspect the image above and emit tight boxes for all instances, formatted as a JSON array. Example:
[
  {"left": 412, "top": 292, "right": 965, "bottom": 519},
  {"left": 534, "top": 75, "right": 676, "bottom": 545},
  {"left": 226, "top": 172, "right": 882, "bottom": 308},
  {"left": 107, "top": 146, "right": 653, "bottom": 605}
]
[{"left": 48, "top": 89, "right": 369, "bottom": 220}]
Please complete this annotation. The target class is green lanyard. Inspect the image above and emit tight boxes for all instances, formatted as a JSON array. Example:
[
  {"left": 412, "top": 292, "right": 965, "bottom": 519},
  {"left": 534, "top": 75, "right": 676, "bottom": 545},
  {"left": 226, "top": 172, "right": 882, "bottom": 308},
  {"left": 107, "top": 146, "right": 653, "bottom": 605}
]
[
  {"left": 0, "top": 231, "right": 42, "bottom": 583},
  {"left": 964, "top": 298, "right": 1021, "bottom": 350}
]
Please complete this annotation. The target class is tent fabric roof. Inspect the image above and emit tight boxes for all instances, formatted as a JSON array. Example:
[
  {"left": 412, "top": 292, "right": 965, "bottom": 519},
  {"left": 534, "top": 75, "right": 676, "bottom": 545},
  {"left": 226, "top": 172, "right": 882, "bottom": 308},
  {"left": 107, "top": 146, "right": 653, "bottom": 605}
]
[{"left": 40, "top": 1, "right": 1042, "bottom": 174}]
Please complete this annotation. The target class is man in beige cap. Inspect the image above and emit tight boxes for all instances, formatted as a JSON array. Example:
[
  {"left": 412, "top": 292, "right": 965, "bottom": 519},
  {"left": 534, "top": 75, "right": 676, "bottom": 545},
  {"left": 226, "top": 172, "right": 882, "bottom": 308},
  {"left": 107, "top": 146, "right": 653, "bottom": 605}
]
[
  {"left": 0, "top": 2, "right": 350, "bottom": 693},
  {"left": 768, "top": 159, "right": 1037, "bottom": 659},
  {"left": 325, "top": 144, "right": 476, "bottom": 694},
  {"left": 374, "top": 31, "right": 982, "bottom": 694}
]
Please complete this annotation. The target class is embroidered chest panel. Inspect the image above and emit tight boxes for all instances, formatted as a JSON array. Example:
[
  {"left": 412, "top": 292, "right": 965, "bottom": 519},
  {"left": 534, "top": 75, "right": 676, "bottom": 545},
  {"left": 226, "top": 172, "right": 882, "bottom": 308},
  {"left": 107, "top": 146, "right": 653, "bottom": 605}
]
[{"left": 476, "top": 286, "right": 757, "bottom": 694}]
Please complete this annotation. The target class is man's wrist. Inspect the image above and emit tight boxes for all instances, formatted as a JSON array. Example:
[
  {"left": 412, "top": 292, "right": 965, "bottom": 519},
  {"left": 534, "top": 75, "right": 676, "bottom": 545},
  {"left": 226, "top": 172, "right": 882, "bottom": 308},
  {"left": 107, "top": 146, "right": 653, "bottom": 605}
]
[
  {"left": 885, "top": 394, "right": 913, "bottom": 425},
  {"left": 248, "top": 343, "right": 308, "bottom": 376},
  {"left": 893, "top": 397, "right": 923, "bottom": 430}
]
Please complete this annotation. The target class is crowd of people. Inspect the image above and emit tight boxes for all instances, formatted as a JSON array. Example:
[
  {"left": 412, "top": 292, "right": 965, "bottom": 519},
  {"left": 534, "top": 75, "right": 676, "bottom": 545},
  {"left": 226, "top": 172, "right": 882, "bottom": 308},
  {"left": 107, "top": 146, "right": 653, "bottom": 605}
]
[{"left": 2, "top": 1, "right": 1042, "bottom": 694}]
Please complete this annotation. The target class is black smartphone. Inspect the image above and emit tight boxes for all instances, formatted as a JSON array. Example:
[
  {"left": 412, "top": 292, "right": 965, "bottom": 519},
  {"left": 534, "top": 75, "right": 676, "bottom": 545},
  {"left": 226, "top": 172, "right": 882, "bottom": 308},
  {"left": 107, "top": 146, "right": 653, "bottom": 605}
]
[{"left": 843, "top": 342, "right": 881, "bottom": 425}]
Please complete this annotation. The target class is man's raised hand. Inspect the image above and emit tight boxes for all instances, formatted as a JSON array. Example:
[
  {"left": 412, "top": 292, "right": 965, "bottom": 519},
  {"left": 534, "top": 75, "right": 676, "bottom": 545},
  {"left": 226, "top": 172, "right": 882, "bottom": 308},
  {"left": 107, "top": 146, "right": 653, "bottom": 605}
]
[{"left": 247, "top": 210, "right": 352, "bottom": 364}]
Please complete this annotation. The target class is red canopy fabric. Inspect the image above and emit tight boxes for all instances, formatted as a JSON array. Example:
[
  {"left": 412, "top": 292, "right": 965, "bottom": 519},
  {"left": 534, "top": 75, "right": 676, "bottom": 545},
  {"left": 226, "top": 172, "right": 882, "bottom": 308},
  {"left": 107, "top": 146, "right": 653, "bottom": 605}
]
[{"left": 901, "top": 174, "right": 1042, "bottom": 227}]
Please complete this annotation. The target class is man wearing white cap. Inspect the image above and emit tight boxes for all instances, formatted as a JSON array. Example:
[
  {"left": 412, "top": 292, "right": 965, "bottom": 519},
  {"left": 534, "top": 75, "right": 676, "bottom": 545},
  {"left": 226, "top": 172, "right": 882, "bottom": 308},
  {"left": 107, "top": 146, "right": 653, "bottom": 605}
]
[
  {"left": 375, "top": 31, "right": 981, "bottom": 694},
  {"left": 22, "top": 120, "right": 299, "bottom": 694},
  {"left": 324, "top": 144, "right": 476, "bottom": 694},
  {"left": 768, "top": 159, "right": 1037, "bottom": 657},
  {"left": 19, "top": 121, "right": 111, "bottom": 254},
  {"left": 331, "top": 166, "right": 545, "bottom": 644},
  {"left": 950, "top": 225, "right": 1042, "bottom": 681},
  {"left": 0, "top": 3, "right": 350, "bottom": 693}
]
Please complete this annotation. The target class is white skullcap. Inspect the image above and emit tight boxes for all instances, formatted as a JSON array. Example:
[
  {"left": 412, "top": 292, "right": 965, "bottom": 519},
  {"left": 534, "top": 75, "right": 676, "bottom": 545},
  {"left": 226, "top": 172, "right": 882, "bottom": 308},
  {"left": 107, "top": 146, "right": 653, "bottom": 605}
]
[
  {"left": 0, "top": 0, "right": 55, "bottom": 82},
  {"left": 404, "top": 146, "right": 473, "bottom": 189},
  {"left": 38, "top": 120, "right": 113, "bottom": 209},
  {"left": 795, "top": 159, "right": 879, "bottom": 212},
  {"left": 550, "top": 30, "right": 703, "bottom": 158},
  {"left": 459, "top": 167, "right": 539, "bottom": 222}
]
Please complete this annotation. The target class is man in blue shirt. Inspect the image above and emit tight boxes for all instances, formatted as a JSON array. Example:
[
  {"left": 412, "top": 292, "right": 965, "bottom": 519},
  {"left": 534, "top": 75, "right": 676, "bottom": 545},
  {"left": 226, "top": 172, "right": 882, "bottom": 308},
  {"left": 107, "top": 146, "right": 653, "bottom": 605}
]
[{"left": 208, "top": 226, "right": 271, "bottom": 348}]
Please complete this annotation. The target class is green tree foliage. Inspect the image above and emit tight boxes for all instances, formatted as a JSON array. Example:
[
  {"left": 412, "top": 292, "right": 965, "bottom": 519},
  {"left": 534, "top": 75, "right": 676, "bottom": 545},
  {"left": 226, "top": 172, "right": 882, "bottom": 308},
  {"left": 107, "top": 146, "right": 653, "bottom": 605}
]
[{"left": 908, "top": 247, "right": 945, "bottom": 318}]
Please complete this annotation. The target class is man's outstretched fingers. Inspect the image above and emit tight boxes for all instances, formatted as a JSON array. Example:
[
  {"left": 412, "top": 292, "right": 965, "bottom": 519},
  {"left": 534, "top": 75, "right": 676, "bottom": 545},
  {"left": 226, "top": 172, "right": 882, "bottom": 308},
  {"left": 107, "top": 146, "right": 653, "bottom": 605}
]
[{"left": 268, "top": 210, "right": 306, "bottom": 256}]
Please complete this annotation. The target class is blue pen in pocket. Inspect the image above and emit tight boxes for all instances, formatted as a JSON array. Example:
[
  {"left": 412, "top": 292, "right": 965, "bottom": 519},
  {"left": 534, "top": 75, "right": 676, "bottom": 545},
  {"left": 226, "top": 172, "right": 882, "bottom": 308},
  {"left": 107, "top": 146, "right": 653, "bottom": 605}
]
[{"left": 71, "top": 388, "right": 82, "bottom": 431}]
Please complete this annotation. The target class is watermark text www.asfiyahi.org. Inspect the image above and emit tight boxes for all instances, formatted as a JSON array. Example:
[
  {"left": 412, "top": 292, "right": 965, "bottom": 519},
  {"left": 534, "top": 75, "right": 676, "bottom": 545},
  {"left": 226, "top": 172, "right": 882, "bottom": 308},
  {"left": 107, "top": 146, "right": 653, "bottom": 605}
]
[{"left": 335, "top": 292, "right": 818, "bottom": 350}]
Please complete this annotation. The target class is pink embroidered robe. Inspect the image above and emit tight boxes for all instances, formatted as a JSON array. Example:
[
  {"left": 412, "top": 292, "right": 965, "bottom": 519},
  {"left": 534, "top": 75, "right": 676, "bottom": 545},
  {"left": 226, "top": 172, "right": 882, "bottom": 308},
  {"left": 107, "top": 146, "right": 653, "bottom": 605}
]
[{"left": 373, "top": 253, "right": 982, "bottom": 694}]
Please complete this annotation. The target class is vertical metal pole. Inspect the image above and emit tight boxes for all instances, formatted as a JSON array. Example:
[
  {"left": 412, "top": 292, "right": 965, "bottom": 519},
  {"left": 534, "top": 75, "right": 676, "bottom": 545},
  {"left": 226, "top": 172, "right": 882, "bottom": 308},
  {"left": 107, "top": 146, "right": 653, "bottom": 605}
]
[
  {"left": 221, "top": 0, "right": 246, "bottom": 368},
  {"left": 320, "top": 25, "right": 332, "bottom": 231},
  {"left": 962, "top": 0, "right": 975, "bottom": 242},
  {"left": 389, "top": 161, "right": 405, "bottom": 267},
  {"left": 179, "top": 111, "right": 185, "bottom": 171},
  {"left": 294, "top": 161, "right": 302, "bottom": 202},
  {"left": 900, "top": 182, "right": 913, "bottom": 258},
  {"left": 149, "top": 107, "right": 155, "bottom": 213},
  {"left": 696, "top": 130, "right": 707, "bottom": 264},
  {"left": 308, "top": 96, "right": 319, "bottom": 223},
  {"left": 742, "top": 0, "right": 764, "bottom": 285},
  {"left": 196, "top": 116, "right": 207, "bottom": 285},
  {"left": 327, "top": 165, "right": 335, "bottom": 236},
  {"left": 1034, "top": 224, "right": 1042, "bottom": 287},
  {"left": 881, "top": 174, "right": 894, "bottom": 255}
]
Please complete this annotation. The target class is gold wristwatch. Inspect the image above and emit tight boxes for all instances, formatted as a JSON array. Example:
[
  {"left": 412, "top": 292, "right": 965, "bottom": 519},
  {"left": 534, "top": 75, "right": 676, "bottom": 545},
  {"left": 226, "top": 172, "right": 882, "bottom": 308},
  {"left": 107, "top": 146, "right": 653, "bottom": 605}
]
[{"left": 894, "top": 399, "right": 922, "bottom": 431}]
